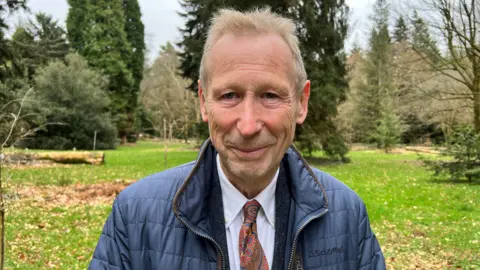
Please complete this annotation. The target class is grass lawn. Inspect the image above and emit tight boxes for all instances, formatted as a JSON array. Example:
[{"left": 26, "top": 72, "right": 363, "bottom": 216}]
[{"left": 4, "top": 141, "right": 480, "bottom": 269}]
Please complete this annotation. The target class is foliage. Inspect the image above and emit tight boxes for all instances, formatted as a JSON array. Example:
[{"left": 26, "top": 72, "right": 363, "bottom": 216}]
[
  {"left": 291, "top": 0, "right": 350, "bottom": 161},
  {"left": 66, "top": 0, "right": 89, "bottom": 52},
  {"left": 21, "top": 54, "right": 117, "bottom": 150},
  {"left": 11, "top": 12, "right": 69, "bottom": 80},
  {"left": 5, "top": 142, "right": 480, "bottom": 268},
  {"left": 0, "top": 0, "right": 27, "bottom": 81},
  {"left": 66, "top": 0, "right": 134, "bottom": 142},
  {"left": 122, "top": 0, "right": 146, "bottom": 141},
  {"left": 410, "top": 10, "right": 439, "bottom": 63},
  {"left": 421, "top": 126, "right": 480, "bottom": 182},
  {"left": 393, "top": 16, "right": 408, "bottom": 42},
  {"left": 371, "top": 97, "right": 404, "bottom": 152},
  {"left": 352, "top": 0, "right": 400, "bottom": 149}
]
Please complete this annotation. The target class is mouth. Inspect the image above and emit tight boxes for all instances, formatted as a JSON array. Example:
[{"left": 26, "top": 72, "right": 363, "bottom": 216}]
[{"left": 231, "top": 146, "right": 268, "bottom": 159}]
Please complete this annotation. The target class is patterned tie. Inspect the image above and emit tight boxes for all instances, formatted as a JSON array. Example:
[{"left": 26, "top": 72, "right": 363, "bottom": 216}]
[{"left": 239, "top": 200, "right": 269, "bottom": 270}]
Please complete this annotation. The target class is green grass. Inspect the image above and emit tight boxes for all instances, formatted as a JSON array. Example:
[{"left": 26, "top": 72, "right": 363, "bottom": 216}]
[
  {"left": 311, "top": 151, "right": 480, "bottom": 268},
  {"left": 5, "top": 142, "right": 480, "bottom": 269}
]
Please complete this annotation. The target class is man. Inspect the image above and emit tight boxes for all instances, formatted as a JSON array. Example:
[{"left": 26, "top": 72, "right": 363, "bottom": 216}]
[{"left": 89, "top": 7, "right": 385, "bottom": 270}]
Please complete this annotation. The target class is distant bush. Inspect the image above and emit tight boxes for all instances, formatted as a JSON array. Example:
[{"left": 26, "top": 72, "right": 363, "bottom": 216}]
[
  {"left": 20, "top": 54, "right": 118, "bottom": 150},
  {"left": 421, "top": 126, "right": 480, "bottom": 182}
]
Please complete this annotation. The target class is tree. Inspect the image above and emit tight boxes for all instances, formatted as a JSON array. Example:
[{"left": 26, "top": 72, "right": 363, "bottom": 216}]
[
  {"left": 403, "top": 1, "right": 480, "bottom": 133},
  {"left": 353, "top": 0, "right": 393, "bottom": 143},
  {"left": 354, "top": 0, "right": 404, "bottom": 151},
  {"left": 411, "top": 10, "right": 439, "bottom": 63},
  {"left": 421, "top": 126, "right": 480, "bottom": 182},
  {"left": 372, "top": 97, "right": 404, "bottom": 152},
  {"left": 394, "top": 16, "right": 408, "bottom": 42},
  {"left": 66, "top": 0, "right": 89, "bottom": 53},
  {"left": 0, "top": 0, "right": 27, "bottom": 82},
  {"left": 67, "top": 0, "right": 134, "bottom": 144},
  {"left": 22, "top": 54, "right": 117, "bottom": 150},
  {"left": 11, "top": 12, "right": 69, "bottom": 80},
  {"left": 123, "top": 0, "right": 145, "bottom": 141},
  {"left": 291, "top": 0, "right": 350, "bottom": 160},
  {"left": 140, "top": 43, "right": 196, "bottom": 142}
]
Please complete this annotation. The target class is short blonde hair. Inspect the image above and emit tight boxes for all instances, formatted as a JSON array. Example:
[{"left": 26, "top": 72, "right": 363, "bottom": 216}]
[{"left": 199, "top": 7, "right": 307, "bottom": 96}]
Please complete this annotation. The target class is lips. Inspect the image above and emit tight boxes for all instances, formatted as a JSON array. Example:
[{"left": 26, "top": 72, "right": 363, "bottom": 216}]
[{"left": 231, "top": 146, "right": 267, "bottom": 159}]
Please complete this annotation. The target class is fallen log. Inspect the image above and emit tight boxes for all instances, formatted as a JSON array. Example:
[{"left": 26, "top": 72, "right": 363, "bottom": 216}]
[{"left": 4, "top": 151, "right": 105, "bottom": 166}]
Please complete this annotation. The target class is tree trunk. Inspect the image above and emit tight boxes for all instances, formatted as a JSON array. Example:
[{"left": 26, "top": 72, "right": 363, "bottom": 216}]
[
  {"left": 184, "top": 94, "right": 189, "bottom": 144},
  {"left": 168, "top": 122, "right": 173, "bottom": 141},
  {"left": 474, "top": 83, "right": 480, "bottom": 133},
  {"left": 163, "top": 118, "right": 167, "bottom": 141}
]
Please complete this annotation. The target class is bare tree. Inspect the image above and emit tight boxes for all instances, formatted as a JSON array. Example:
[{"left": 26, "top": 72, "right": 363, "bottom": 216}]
[
  {"left": 403, "top": 0, "right": 480, "bottom": 131},
  {"left": 0, "top": 88, "right": 52, "bottom": 269},
  {"left": 139, "top": 42, "right": 197, "bottom": 142}
]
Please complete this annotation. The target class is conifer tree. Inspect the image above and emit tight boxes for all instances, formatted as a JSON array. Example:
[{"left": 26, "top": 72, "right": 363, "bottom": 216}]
[
  {"left": 123, "top": 0, "right": 145, "bottom": 141},
  {"left": 394, "top": 16, "right": 408, "bottom": 42},
  {"left": 67, "top": 0, "right": 134, "bottom": 143}
]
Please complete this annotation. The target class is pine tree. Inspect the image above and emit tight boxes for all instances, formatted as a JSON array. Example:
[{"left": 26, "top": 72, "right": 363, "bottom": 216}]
[
  {"left": 292, "top": 0, "right": 350, "bottom": 160},
  {"left": 394, "top": 16, "right": 408, "bottom": 42},
  {"left": 372, "top": 96, "right": 403, "bottom": 152},
  {"left": 411, "top": 10, "right": 439, "bottom": 62},
  {"left": 67, "top": 0, "right": 134, "bottom": 144},
  {"left": 66, "top": 0, "right": 90, "bottom": 53},
  {"left": 123, "top": 0, "right": 145, "bottom": 141},
  {"left": 12, "top": 13, "right": 69, "bottom": 80},
  {"left": 355, "top": 0, "right": 399, "bottom": 149},
  {"left": 0, "top": 0, "right": 27, "bottom": 81}
]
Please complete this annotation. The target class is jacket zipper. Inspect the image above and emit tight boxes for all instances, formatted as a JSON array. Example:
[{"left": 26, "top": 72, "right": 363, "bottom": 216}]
[
  {"left": 287, "top": 209, "right": 329, "bottom": 270},
  {"left": 177, "top": 216, "right": 226, "bottom": 270}
]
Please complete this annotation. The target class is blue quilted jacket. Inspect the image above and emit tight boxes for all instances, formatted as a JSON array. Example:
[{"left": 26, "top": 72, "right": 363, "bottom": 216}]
[{"left": 89, "top": 140, "right": 385, "bottom": 269}]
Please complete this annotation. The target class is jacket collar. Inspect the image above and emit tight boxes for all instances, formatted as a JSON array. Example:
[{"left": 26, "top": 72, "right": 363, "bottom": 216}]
[{"left": 172, "top": 138, "right": 329, "bottom": 236}]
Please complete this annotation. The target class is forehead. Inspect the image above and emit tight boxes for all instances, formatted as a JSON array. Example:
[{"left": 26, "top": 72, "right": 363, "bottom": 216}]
[{"left": 206, "top": 33, "right": 295, "bottom": 92}]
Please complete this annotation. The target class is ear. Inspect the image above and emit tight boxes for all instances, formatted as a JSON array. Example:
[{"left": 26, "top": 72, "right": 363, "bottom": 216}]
[
  {"left": 296, "top": 80, "right": 310, "bottom": 124},
  {"left": 198, "top": 80, "right": 209, "bottom": 122}
]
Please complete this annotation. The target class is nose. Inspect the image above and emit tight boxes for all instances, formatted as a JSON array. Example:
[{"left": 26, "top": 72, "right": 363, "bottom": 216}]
[{"left": 236, "top": 98, "right": 263, "bottom": 137}]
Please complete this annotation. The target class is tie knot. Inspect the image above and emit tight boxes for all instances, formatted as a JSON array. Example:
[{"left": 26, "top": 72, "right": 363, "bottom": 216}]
[{"left": 243, "top": 200, "right": 261, "bottom": 224}]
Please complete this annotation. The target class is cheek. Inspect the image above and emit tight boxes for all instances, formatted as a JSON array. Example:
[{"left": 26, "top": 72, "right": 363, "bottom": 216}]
[
  {"left": 207, "top": 107, "right": 236, "bottom": 138},
  {"left": 263, "top": 106, "right": 296, "bottom": 137}
]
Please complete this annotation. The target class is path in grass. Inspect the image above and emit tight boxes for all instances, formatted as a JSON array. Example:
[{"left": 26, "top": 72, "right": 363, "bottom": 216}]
[{"left": 5, "top": 142, "right": 480, "bottom": 269}]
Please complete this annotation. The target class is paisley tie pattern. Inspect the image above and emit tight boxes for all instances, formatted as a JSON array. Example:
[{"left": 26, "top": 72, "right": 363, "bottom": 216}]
[{"left": 238, "top": 200, "right": 269, "bottom": 270}]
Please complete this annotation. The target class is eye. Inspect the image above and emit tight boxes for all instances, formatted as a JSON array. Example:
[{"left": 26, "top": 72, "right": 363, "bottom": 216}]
[
  {"left": 221, "top": 92, "right": 240, "bottom": 100},
  {"left": 261, "top": 92, "right": 279, "bottom": 99}
]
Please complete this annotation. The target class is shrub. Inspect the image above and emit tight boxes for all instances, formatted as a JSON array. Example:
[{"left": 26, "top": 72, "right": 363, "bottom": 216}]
[
  {"left": 21, "top": 54, "right": 118, "bottom": 150},
  {"left": 421, "top": 126, "right": 480, "bottom": 182}
]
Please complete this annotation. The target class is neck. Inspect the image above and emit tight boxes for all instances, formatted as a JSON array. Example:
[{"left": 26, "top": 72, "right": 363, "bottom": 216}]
[{"left": 220, "top": 162, "right": 278, "bottom": 199}]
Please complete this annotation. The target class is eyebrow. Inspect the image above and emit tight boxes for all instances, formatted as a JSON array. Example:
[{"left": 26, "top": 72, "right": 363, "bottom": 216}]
[{"left": 211, "top": 81, "right": 291, "bottom": 95}]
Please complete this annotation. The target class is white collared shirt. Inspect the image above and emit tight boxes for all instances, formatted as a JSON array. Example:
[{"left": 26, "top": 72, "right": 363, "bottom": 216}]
[{"left": 217, "top": 154, "right": 278, "bottom": 270}]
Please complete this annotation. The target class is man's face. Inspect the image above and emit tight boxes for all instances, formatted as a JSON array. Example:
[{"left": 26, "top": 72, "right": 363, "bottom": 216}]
[{"left": 199, "top": 33, "right": 310, "bottom": 182}]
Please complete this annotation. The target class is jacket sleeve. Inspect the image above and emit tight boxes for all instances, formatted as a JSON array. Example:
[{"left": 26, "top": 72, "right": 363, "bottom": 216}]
[
  {"left": 357, "top": 201, "right": 386, "bottom": 270},
  {"left": 88, "top": 198, "right": 131, "bottom": 270}
]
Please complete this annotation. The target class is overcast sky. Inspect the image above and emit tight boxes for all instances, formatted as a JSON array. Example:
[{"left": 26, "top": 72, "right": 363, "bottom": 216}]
[{"left": 8, "top": 0, "right": 377, "bottom": 62}]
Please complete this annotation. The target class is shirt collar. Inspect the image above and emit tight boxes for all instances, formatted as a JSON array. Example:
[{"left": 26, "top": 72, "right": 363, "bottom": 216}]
[{"left": 217, "top": 154, "right": 278, "bottom": 228}]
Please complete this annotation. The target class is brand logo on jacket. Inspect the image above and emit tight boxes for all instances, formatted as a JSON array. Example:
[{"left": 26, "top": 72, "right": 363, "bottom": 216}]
[{"left": 308, "top": 246, "right": 344, "bottom": 258}]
